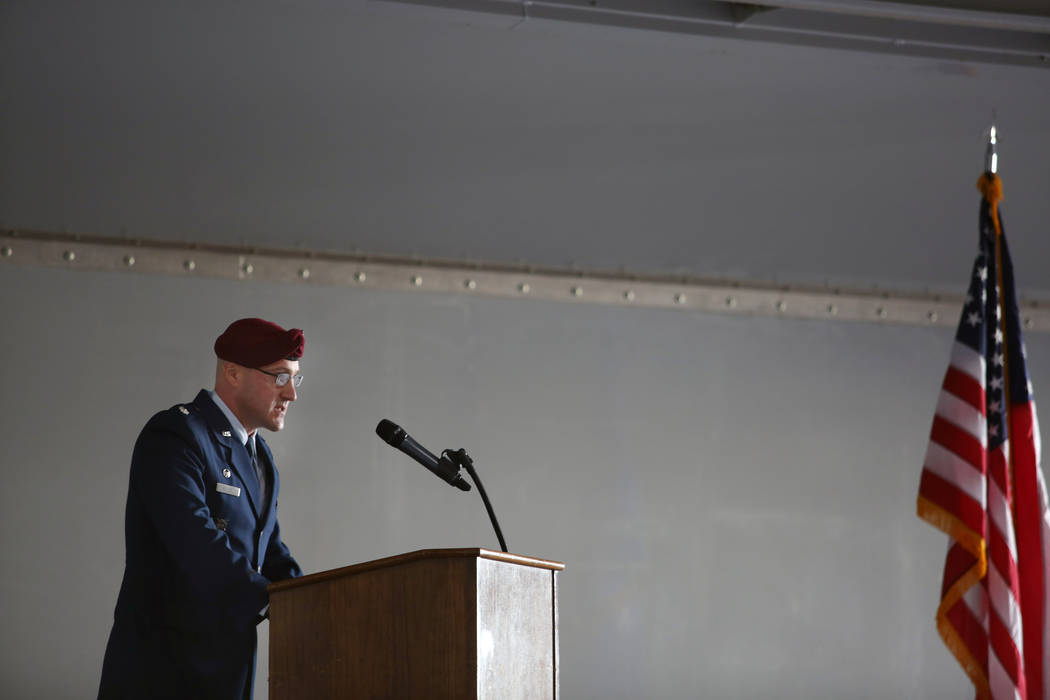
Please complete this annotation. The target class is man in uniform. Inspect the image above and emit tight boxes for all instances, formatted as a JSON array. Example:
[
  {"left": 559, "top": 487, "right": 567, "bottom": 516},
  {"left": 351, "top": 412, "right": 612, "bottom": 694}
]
[{"left": 99, "top": 318, "right": 305, "bottom": 699}]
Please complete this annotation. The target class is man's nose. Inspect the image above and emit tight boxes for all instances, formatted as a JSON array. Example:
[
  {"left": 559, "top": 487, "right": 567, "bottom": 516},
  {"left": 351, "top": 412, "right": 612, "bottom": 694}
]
[{"left": 281, "top": 382, "right": 297, "bottom": 401}]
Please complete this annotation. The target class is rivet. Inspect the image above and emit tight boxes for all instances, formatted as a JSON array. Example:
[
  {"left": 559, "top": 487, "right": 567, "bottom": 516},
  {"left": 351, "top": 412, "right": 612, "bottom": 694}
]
[
  {"left": 411, "top": 275, "right": 423, "bottom": 287},
  {"left": 123, "top": 255, "right": 135, "bottom": 267},
  {"left": 571, "top": 286, "right": 583, "bottom": 298},
  {"left": 725, "top": 296, "right": 737, "bottom": 308},
  {"left": 63, "top": 250, "right": 76, "bottom": 262},
  {"left": 354, "top": 271, "right": 366, "bottom": 282},
  {"left": 927, "top": 311, "right": 938, "bottom": 323},
  {"left": 465, "top": 279, "right": 477, "bottom": 290},
  {"left": 184, "top": 259, "right": 196, "bottom": 271},
  {"left": 827, "top": 303, "right": 838, "bottom": 315},
  {"left": 674, "top": 293, "right": 686, "bottom": 305},
  {"left": 298, "top": 268, "right": 310, "bottom": 280},
  {"left": 518, "top": 283, "right": 530, "bottom": 294},
  {"left": 876, "top": 306, "right": 887, "bottom": 318},
  {"left": 1, "top": 246, "right": 12, "bottom": 257},
  {"left": 242, "top": 262, "right": 254, "bottom": 275},
  {"left": 776, "top": 300, "right": 786, "bottom": 312},
  {"left": 623, "top": 290, "right": 635, "bottom": 302}
]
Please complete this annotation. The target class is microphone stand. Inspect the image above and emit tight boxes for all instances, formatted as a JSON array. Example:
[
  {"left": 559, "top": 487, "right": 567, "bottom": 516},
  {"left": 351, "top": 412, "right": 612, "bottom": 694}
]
[{"left": 442, "top": 448, "right": 508, "bottom": 553}]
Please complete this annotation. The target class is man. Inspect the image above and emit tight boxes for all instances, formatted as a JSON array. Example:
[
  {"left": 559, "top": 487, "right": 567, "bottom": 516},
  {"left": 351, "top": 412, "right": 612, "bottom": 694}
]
[{"left": 99, "top": 318, "right": 305, "bottom": 700}]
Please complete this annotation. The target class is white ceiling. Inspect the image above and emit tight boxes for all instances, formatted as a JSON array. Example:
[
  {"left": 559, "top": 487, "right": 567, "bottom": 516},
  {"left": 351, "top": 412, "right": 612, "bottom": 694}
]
[{"left": 1, "top": 0, "right": 1048, "bottom": 295}]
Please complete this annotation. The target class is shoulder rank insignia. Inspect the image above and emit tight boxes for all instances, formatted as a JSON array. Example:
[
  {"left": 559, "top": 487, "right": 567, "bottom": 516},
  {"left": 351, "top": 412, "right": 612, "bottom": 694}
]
[
  {"left": 222, "top": 430, "right": 232, "bottom": 437},
  {"left": 178, "top": 406, "right": 190, "bottom": 415}
]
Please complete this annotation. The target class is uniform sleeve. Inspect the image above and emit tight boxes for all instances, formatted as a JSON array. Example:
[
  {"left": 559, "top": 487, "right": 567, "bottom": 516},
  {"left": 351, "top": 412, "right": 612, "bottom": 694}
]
[
  {"left": 261, "top": 517, "right": 302, "bottom": 582},
  {"left": 129, "top": 418, "right": 271, "bottom": 628}
]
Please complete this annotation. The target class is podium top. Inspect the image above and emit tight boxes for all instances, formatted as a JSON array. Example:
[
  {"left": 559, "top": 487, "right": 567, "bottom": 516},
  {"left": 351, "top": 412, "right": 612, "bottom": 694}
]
[{"left": 268, "top": 548, "right": 565, "bottom": 593}]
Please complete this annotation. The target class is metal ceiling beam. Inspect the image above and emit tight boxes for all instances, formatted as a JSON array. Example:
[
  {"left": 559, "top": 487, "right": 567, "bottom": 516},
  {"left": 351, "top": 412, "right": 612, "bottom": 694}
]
[
  {"left": 743, "top": 0, "right": 1050, "bottom": 31},
  {"left": 376, "top": 0, "right": 1050, "bottom": 67},
  {"left": 4, "top": 228, "right": 1049, "bottom": 332}
]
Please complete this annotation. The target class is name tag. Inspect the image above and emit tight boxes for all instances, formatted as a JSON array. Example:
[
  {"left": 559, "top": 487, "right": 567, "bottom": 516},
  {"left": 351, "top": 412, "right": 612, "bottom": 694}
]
[{"left": 216, "top": 483, "right": 241, "bottom": 497}]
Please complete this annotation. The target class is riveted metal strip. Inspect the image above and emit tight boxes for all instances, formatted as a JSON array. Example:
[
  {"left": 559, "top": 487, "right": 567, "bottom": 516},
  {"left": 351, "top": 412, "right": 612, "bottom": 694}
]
[{"left": 2, "top": 228, "right": 1048, "bottom": 332}]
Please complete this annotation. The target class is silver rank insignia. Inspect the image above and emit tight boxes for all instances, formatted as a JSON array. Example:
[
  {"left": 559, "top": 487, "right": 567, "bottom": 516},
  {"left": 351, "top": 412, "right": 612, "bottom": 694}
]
[
  {"left": 223, "top": 468, "right": 232, "bottom": 478},
  {"left": 178, "top": 406, "right": 190, "bottom": 415},
  {"left": 222, "top": 430, "right": 232, "bottom": 437}
]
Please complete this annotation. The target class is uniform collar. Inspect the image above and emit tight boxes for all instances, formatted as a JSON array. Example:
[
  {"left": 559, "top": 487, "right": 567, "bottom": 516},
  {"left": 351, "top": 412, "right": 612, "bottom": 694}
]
[{"left": 207, "top": 389, "right": 254, "bottom": 449}]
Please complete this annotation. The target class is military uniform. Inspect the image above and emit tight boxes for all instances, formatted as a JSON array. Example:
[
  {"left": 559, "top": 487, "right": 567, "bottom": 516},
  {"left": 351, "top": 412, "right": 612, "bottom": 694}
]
[{"left": 99, "top": 389, "right": 301, "bottom": 699}]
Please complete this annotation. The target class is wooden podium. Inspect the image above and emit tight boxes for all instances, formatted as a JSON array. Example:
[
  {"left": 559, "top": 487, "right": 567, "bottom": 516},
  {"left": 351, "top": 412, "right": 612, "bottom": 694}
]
[{"left": 267, "top": 548, "right": 564, "bottom": 699}]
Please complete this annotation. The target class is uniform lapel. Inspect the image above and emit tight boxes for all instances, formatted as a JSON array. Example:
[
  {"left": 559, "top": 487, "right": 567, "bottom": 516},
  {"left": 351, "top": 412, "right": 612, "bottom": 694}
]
[
  {"left": 192, "top": 390, "right": 263, "bottom": 519},
  {"left": 255, "top": 435, "right": 278, "bottom": 520}
]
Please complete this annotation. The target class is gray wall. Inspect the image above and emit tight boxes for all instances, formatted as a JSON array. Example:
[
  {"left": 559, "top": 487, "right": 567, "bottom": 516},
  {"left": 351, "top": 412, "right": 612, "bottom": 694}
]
[
  {"left": 5, "top": 261, "right": 1036, "bottom": 698},
  {"left": 3, "top": 0, "right": 1050, "bottom": 294}
]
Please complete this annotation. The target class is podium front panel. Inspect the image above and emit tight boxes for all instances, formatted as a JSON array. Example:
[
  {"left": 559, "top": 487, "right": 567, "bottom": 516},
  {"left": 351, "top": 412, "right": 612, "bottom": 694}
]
[{"left": 269, "top": 548, "right": 562, "bottom": 700}]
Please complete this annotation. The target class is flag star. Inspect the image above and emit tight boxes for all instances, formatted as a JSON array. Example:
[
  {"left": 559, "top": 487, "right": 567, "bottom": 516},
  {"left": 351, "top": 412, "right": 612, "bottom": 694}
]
[
  {"left": 966, "top": 312, "right": 981, "bottom": 326},
  {"left": 989, "top": 424, "right": 1000, "bottom": 437},
  {"left": 993, "top": 353, "right": 1004, "bottom": 367},
  {"left": 994, "top": 328, "right": 1004, "bottom": 344},
  {"left": 990, "top": 376, "right": 1004, "bottom": 390},
  {"left": 965, "top": 293, "right": 974, "bottom": 306},
  {"left": 989, "top": 400, "right": 1002, "bottom": 414},
  {"left": 982, "top": 290, "right": 988, "bottom": 304},
  {"left": 977, "top": 266, "right": 988, "bottom": 281},
  {"left": 996, "top": 306, "right": 1002, "bottom": 321}
]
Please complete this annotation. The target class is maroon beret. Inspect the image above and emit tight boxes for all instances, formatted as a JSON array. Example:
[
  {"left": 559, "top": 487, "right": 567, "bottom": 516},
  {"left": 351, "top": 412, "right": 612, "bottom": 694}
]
[{"left": 214, "top": 318, "right": 305, "bottom": 368}]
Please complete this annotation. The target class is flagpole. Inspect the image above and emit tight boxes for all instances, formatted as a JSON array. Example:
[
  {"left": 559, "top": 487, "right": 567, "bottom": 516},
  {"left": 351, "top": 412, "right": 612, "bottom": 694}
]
[
  {"left": 985, "top": 122, "right": 998, "bottom": 175},
  {"left": 983, "top": 123, "right": 1017, "bottom": 519}
]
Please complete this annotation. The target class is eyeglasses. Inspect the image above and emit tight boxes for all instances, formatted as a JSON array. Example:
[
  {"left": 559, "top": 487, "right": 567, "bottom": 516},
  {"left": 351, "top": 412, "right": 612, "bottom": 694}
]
[{"left": 254, "top": 368, "right": 304, "bottom": 388}]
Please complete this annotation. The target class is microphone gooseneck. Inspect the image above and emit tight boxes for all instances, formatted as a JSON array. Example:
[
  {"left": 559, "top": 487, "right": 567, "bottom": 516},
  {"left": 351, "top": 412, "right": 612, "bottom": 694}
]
[
  {"left": 443, "top": 448, "right": 508, "bottom": 553},
  {"left": 375, "top": 419, "right": 509, "bottom": 552}
]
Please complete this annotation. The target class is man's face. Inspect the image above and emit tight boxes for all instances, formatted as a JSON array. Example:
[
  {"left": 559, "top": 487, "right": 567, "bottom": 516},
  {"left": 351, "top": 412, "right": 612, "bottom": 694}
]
[{"left": 238, "top": 358, "right": 300, "bottom": 434}]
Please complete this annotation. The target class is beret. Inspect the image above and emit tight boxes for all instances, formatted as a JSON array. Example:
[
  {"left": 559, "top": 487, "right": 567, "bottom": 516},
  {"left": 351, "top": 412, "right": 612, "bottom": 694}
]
[{"left": 214, "top": 318, "right": 304, "bottom": 368}]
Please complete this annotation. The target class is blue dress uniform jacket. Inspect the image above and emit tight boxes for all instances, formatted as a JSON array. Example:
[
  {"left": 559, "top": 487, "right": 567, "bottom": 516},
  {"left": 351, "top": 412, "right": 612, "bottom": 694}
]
[{"left": 99, "top": 390, "right": 301, "bottom": 700}]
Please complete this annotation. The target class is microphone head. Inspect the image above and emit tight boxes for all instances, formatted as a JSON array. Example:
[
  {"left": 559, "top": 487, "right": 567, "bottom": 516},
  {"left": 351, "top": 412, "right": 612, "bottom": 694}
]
[{"left": 376, "top": 419, "right": 406, "bottom": 447}]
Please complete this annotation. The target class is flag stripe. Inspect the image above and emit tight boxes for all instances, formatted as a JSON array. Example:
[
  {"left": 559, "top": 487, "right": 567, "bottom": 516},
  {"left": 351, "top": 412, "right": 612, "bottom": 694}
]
[
  {"left": 921, "top": 470, "right": 987, "bottom": 540},
  {"left": 925, "top": 441, "right": 986, "bottom": 506},
  {"left": 937, "top": 390, "right": 990, "bottom": 446},
  {"left": 930, "top": 415, "right": 987, "bottom": 474},
  {"left": 951, "top": 340, "right": 987, "bottom": 385},
  {"left": 944, "top": 366, "right": 989, "bottom": 415},
  {"left": 1012, "top": 402, "right": 1046, "bottom": 699}
]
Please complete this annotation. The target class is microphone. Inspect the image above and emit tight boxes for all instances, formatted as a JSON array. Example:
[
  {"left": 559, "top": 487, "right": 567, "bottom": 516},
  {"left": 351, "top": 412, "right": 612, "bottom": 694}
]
[{"left": 376, "top": 419, "right": 471, "bottom": 491}]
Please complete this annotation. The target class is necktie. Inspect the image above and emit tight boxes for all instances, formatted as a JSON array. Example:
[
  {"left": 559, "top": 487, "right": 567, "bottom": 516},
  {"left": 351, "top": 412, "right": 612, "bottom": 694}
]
[{"left": 247, "top": 438, "right": 269, "bottom": 511}]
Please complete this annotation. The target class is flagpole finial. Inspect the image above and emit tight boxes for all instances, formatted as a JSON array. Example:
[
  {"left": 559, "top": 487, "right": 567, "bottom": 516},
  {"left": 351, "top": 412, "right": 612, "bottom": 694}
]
[{"left": 984, "top": 118, "right": 998, "bottom": 175}]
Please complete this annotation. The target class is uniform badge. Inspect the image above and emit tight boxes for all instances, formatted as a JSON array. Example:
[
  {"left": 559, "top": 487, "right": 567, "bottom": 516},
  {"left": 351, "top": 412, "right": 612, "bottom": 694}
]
[
  {"left": 216, "top": 483, "right": 241, "bottom": 497},
  {"left": 222, "top": 430, "right": 232, "bottom": 437},
  {"left": 178, "top": 406, "right": 190, "bottom": 415},
  {"left": 223, "top": 467, "right": 232, "bottom": 478}
]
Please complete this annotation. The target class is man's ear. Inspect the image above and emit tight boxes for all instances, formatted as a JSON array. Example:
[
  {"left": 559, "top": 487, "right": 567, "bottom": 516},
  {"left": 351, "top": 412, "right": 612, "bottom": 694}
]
[{"left": 222, "top": 361, "right": 243, "bottom": 387}]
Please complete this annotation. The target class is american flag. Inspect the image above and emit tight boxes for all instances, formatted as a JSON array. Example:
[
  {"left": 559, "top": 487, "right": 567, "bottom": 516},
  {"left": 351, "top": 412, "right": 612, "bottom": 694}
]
[{"left": 917, "top": 173, "right": 1050, "bottom": 700}]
